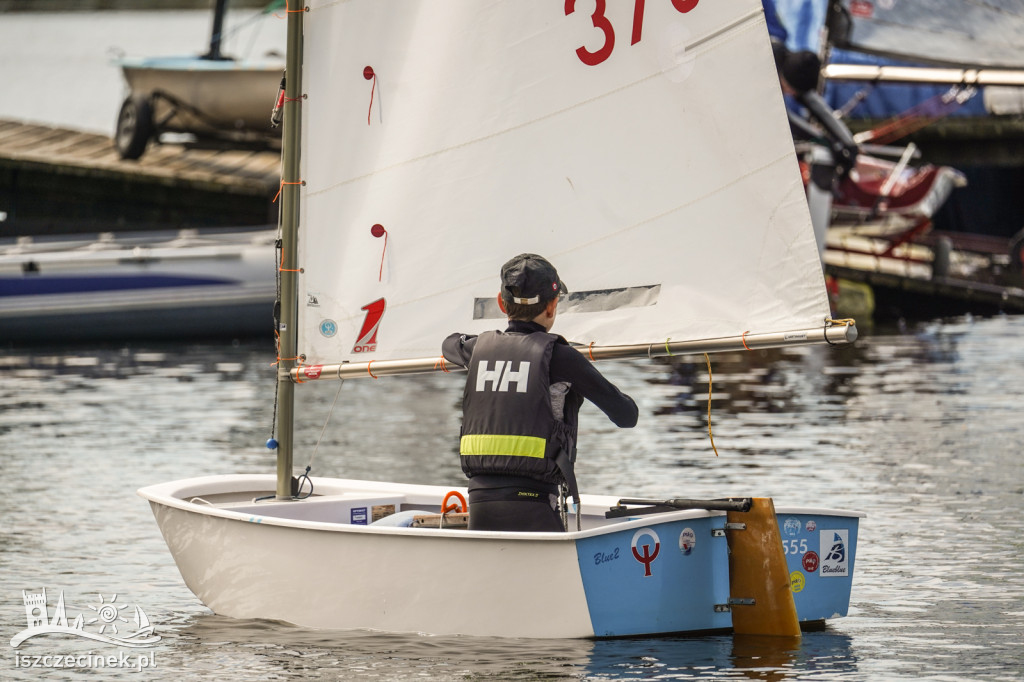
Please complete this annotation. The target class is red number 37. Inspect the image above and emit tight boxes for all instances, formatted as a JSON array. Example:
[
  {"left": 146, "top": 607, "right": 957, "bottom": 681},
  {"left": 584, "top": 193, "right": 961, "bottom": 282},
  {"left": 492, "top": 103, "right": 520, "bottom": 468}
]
[{"left": 565, "top": 0, "right": 699, "bottom": 66}]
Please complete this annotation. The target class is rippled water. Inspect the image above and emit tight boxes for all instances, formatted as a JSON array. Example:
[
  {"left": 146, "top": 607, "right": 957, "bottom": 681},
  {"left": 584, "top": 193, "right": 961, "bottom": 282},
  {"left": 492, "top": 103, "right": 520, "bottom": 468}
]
[{"left": 2, "top": 316, "right": 1023, "bottom": 680}]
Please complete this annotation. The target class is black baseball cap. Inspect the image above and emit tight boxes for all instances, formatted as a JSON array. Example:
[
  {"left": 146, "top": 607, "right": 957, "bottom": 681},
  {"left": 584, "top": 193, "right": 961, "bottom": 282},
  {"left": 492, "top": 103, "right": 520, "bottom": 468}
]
[{"left": 500, "top": 253, "right": 567, "bottom": 305}]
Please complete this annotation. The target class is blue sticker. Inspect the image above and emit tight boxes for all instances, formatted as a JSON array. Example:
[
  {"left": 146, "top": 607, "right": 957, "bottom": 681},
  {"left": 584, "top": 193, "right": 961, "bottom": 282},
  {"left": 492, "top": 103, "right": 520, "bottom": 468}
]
[
  {"left": 350, "top": 507, "right": 368, "bottom": 525},
  {"left": 320, "top": 319, "right": 338, "bottom": 337}
]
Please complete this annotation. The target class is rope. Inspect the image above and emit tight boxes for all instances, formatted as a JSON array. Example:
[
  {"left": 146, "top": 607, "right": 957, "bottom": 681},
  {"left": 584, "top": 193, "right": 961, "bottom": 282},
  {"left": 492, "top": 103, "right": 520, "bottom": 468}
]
[
  {"left": 704, "top": 353, "right": 720, "bottom": 457},
  {"left": 367, "top": 360, "right": 378, "bottom": 379},
  {"left": 273, "top": 179, "right": 304, "bottom": 203},
  {"left": 824, "top": 318, "right": 856, "bottom": 346},
  {"left": 741, "top": 331, "right": 751, "bottom": 351}
]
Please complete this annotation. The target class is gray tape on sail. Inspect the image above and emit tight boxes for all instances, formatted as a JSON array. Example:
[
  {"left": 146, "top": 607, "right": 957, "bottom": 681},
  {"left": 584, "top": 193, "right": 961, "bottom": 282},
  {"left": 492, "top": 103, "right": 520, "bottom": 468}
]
[{"left": 473, "top": 284, "right": 661, "bottom": 320}]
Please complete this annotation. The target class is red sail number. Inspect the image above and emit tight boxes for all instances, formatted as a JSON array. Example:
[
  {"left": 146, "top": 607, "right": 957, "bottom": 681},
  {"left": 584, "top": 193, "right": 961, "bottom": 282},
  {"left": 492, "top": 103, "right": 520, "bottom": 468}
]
[
  {"left": 565, "top": 0, "right": 614, "bottom": 66},
  {"left": 566, "top": 0, "right": 700, "bottom": 66}
]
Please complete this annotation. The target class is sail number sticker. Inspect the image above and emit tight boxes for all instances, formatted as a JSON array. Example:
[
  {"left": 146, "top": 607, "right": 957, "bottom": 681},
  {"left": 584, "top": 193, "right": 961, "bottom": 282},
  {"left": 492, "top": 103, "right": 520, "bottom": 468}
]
[{"left": 566, "top": 0, "right": 699, "bottom": 66}]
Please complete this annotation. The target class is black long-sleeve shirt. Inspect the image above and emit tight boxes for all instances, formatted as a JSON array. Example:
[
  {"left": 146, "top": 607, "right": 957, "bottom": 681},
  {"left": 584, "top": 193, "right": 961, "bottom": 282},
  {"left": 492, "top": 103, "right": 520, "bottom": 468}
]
[
  {"left": 442, "top": 320, "right": 638, "bottom": 428},
  {"left": 443, "top": 320, "right": 638, "bottom": 493}
]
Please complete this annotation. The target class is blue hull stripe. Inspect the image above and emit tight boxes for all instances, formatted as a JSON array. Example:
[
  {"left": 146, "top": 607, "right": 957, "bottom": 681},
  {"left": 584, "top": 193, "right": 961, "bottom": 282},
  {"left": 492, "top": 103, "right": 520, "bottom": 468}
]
[{"left": 1, "top": 275, "right": 233, "bottom": 297}]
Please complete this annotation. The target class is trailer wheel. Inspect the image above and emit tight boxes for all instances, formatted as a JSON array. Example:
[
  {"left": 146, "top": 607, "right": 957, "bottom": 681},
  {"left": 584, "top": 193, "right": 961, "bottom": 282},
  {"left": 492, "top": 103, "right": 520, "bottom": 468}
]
[
  {"left": 115, "top": 96, "right": 154, "bottom": 160},
  {"left": 1010, "top": 228, "right": 1024, "bottom": 275}
]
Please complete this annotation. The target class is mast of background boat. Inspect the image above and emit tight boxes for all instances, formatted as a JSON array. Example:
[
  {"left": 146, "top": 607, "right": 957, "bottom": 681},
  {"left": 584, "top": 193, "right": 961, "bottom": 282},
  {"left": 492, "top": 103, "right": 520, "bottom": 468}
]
[
  {"left": 276, "top": 1, "right": 303, "bottom": 500},
  {"left": 202, "top": 0, "right": 230, "bottom": 61}
]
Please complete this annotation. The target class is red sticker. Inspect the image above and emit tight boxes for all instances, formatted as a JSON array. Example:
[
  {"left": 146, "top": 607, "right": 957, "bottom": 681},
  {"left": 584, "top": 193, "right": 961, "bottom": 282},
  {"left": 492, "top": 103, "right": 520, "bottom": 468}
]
[
  {"left": 303, "top": 365, "right": 323, "bottom": 380},
  {"left": 850, "top": 0, "right": 873, "bottom": 18},
  {"left": 802, "top": 551, "right": 819, "bottom": 573}
]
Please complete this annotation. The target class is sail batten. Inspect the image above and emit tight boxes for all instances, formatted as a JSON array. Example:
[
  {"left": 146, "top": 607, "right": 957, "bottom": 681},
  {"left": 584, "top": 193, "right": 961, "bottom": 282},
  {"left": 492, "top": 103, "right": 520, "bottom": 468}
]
[{"left": 299, "top": 0, "right": 848, "bottom": 367}]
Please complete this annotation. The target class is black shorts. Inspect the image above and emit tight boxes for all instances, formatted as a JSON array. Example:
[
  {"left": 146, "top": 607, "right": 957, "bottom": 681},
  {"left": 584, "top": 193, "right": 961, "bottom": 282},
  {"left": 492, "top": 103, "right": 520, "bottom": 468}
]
[{"left": 468, "top": 487, "right": 564, "bottom": 532}]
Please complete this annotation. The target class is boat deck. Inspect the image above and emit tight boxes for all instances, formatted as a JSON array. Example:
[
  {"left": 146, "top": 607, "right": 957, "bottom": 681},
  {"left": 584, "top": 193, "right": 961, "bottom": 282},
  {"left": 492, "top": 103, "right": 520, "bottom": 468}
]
[{"left": 0, "top": 119, "right": 280, "bottom": 235}]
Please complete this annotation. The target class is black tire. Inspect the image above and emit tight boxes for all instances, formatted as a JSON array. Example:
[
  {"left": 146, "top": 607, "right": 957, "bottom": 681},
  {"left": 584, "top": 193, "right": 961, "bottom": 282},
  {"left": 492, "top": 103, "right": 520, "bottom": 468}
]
[{"left": 115, "top": 96, "right": 154, "bottom": 160}]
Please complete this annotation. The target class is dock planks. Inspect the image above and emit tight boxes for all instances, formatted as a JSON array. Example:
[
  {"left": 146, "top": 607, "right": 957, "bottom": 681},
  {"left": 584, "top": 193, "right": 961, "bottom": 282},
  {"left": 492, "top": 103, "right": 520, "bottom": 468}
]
[{"left": 0, "top": 119, "right": 280, "bottom": 235}]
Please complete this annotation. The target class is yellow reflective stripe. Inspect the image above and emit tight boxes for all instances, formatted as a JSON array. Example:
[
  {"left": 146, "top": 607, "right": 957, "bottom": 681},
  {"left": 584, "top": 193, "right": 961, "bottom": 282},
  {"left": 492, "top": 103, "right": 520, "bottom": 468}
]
[{"left": 460, "top": 434, "right": 546, "bottom": 458}]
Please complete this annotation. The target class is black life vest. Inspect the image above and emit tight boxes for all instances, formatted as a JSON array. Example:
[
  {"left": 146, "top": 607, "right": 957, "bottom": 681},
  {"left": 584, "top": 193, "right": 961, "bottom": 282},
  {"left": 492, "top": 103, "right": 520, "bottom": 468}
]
[{"left": 459, "top": 330, "right": 576, "bottom": 489}]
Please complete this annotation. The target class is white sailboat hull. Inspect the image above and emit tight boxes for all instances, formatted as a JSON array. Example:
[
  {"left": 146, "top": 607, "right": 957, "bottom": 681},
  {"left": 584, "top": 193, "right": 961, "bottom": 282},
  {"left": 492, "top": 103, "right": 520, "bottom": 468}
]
[{"left": 140, "top": 475, "right": 862, "bottom": 638}]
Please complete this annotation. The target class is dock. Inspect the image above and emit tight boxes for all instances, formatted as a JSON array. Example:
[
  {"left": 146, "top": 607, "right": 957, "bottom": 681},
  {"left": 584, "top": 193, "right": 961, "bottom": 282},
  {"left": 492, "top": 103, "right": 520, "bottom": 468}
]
[{"left": 0, "top": 120, "right": 280, "bottom": 235}]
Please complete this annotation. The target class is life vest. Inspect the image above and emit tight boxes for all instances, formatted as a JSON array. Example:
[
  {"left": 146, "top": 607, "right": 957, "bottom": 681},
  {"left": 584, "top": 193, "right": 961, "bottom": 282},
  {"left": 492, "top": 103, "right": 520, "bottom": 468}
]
[{"left": 459, "top": 330, "right": 576, "bottom": 488}]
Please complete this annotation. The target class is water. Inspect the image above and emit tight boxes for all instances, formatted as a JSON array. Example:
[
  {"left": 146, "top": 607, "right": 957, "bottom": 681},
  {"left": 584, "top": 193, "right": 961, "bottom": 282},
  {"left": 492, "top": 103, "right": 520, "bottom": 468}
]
[{"left": 2, "top": 315, "right": 1023, "bottom": 680}]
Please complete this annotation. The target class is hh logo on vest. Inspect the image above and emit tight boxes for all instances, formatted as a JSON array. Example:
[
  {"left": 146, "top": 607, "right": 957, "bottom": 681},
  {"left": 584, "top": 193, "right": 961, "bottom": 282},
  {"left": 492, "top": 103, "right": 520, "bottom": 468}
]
[{"left": 475, "top": 361, "right": 531, "bottom": 393}]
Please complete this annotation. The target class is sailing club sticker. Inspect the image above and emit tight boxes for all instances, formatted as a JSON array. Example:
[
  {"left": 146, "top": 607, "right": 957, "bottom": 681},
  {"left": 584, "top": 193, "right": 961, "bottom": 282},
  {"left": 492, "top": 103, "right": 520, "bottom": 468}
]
[
  {"left": 820, "top": 529, "right": 849, "bottom": 577},
  {"left": 678, "top": 527, "right": 696, "bottom": 556},
  {"left": 790, "top": 570, "right": 805, "bottom": 593},
  {"left": 306, "top": 291, "right": 321, "bottom": 307},
  {"left": 631, "top": 528, "right": 660, "bottom": 577},
  {"left": 319, "top": 319, "right": 338, "bottom": 337},
  {"left": 802, "top": 551, "right": 819, "bottom": 573},
  {"left": 805, "top": 520, "right": 817, "bottom": 532},
  {"left": 783, "top": 517, "right": 801, "bottom": 537}
]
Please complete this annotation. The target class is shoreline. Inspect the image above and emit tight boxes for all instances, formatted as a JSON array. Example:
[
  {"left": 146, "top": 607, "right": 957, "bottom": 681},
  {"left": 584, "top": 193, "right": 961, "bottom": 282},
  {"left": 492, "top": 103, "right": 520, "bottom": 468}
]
[{"left": 0, "top": 0, "right": 269, "bottom": 11}]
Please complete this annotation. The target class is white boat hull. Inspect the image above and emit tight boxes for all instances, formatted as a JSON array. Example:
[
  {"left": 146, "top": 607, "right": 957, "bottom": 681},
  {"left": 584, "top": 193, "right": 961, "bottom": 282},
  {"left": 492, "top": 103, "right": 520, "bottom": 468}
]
[
  {"left": 120, "top": 57, "right": 283, "bottom": 136},
  {"left": 139, "top": 474, "right": 862, "bottom": 638}
]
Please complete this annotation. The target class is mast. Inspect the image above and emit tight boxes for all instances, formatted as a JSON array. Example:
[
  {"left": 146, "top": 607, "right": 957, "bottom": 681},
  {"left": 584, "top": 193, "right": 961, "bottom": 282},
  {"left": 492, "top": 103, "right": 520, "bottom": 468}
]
[
  {"left": 276, "top": 1, "right": 303, "bottom": 499},
  {"left": 202, "top": 0, "right": 230, "bottom": 61}
]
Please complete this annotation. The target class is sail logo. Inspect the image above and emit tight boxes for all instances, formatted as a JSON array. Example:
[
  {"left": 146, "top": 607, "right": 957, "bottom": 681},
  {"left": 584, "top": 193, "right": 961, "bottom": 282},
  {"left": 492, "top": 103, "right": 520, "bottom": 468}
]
[
  {"left": 474, "top": 361, "right": 531, "bottom": 393},
  {"left": 11, "top": 588, "right": 161, "bottom": 650},
  {"left": 352, "top": 298, "right": 386, "bottom": 353},
  {"left": 819, "top": 529, "right": 849, "bottom": 577},
  {"left": 631, "top": 528, "right": 661, "bottom": 577}
]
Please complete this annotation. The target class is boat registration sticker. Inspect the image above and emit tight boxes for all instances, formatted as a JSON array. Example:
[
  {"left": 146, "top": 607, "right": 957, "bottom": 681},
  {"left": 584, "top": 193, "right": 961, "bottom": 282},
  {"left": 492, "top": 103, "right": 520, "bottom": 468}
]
[
  {"left": 351, "top": 507, "right": 368, "bottom": 525},
  {"left": 678, "top": 527, "right": 696, "bottom": 556},
  {"left": 819, "top": 529, "right": 849, "bottom": 577}
]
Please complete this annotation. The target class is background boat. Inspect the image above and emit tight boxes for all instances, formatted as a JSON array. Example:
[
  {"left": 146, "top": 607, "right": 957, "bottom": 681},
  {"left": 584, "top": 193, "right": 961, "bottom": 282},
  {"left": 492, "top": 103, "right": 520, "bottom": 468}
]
[
  {"left": 114, "top": 0, "right": 285, "bottom": 159},
  {"left": 773, "top": 0, "right": 1024, "bottom": 320},
  {"left": 0, "top": 226, "right": 276, "bottom": 343}
]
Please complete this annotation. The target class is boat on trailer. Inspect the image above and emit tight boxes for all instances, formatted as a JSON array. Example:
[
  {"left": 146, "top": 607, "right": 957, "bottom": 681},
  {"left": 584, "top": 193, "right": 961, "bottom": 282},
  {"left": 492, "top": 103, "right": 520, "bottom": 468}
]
[
  {"left": 115, "top": 0, "right": 284, "bottom": 160},
  {"left": 139, "top": 0, "right": 862, "bottom": 638}
]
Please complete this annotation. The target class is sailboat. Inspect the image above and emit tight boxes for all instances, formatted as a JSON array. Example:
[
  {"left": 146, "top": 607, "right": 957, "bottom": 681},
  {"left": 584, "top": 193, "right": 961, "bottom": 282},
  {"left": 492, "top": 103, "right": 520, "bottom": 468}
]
[
  {"left": 115, "top": 0, "right": 285, "bottom": 160},
  {"left": 138, "top": 0, "right": 862, "bottom": 638}
]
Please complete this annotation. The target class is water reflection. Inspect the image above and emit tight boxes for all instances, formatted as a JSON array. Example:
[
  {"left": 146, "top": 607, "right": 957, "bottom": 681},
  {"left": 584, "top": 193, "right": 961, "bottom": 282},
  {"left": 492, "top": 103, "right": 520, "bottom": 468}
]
[
  {"left": 2, "top": 317, "right": 1023, "bottom": 679},
  {"left": 161, "top": 614, "right": 857, "bottom": 681}
]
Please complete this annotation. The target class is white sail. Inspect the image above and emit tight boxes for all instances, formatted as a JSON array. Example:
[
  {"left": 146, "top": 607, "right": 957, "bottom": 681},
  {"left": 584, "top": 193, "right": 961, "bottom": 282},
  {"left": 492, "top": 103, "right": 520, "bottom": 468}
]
[{"left": 298, "top": 0, "right": 830, "bottom": 366}]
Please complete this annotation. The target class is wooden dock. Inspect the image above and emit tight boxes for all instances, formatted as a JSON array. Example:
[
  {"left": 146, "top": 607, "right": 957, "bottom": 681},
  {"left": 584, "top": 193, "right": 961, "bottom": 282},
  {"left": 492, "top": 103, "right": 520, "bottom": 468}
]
[{"left": 0, "top": 119, "right": 281, "bottom": 235}]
